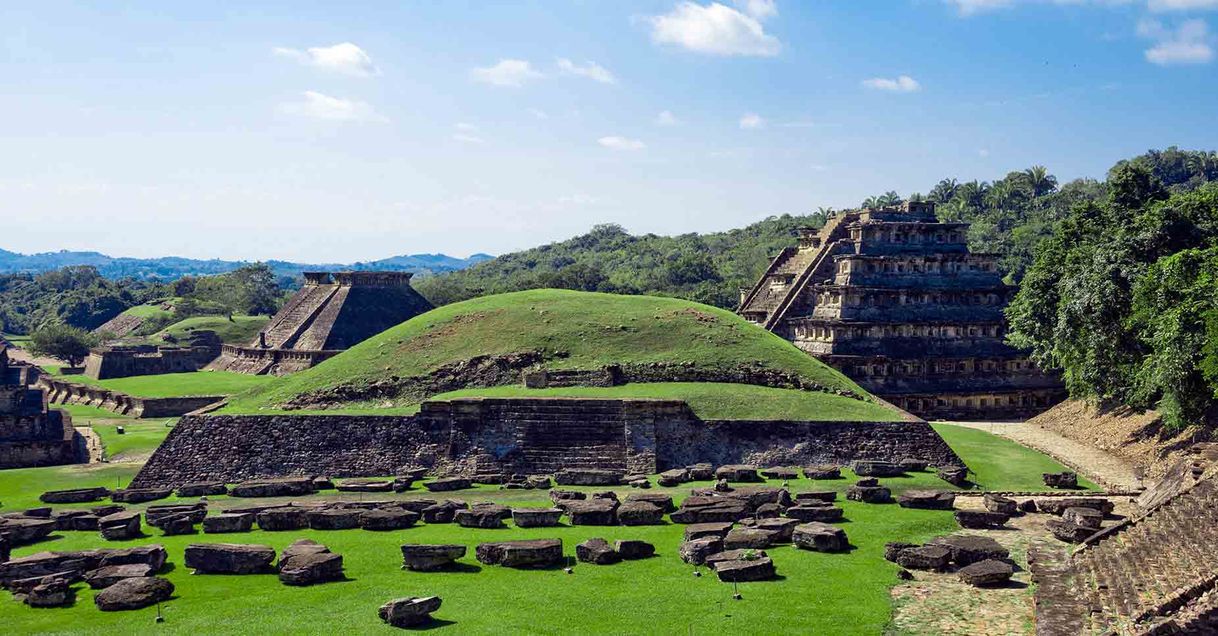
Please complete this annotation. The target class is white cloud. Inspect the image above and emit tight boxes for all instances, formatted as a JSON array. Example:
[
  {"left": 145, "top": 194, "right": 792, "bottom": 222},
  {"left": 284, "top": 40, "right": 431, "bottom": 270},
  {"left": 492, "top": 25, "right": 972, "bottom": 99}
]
[
  {"left": 979, "top": 148, "right": 991, "bottom": 158},
  {"left": 527, "top": 108, "right": 549, "bottom": 120},
  {"left": 556, "top": 58, "right": 617, "bottom": 84},
  {"left": 862, "top": 75, "right": 922, "bottom": 92},
  {"left": 279, "top": 91, "right": 386, "bottom": 122},
  {"left": 655, "top": 110, "right": 680, "bottom": 126},
  {"left": 739, "top": 112, "right": 766, "bottom": 129},
  {"left": 649, "top": 2, "right": 781, "bottom": 57},
  {"left": 453, "top": 123, "right": 484, "bottom": 143},
  {"left": 736, "top": 0, "right": 778, "bottom": 19},
  {"left": 598, "top": 136, "right": 646, "bottom": 150},
  {"left": 1139, "top": 18, "right": 1214, "bottom": 64},
  {"left": 273, "top": 42, "right": 378, "bottom": 77},
  {"left": 1149, "top": 0, "right": 1218, "bottom": 11},
  {"left": 471, "top": 59, "right": 544, "bottom": 87}
]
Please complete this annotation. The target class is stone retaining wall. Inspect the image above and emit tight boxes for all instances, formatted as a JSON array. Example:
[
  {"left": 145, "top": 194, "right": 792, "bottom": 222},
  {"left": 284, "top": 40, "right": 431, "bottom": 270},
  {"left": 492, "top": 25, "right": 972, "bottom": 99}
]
[
  {"left": 37, "top": 376, "right": 223, "bottom": 418},
  {"left": 130, "top": 396, "right": 962, "bottom": 488}
]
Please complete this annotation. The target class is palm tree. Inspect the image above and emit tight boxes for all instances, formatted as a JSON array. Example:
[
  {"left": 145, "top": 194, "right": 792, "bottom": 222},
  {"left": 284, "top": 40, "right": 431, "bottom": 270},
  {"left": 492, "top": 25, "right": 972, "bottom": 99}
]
[
  {"left": 877, "top": 191, "right": 902, "bottom": 207},
  {"left": 861, "top": 196, "right": 880, "bottom": 208},
  {"left": 1023, "top": 165, "right": 1058, "bottom": 197},
  {"left": 929, "top": 178, "right": 959, "bottom": 204}
]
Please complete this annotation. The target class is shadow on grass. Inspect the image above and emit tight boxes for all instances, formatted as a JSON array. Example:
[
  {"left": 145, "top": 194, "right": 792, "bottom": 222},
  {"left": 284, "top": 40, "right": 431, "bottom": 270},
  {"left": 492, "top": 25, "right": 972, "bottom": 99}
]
[{"left": 397, "top": 618, "right": 457, "bottom": 630}]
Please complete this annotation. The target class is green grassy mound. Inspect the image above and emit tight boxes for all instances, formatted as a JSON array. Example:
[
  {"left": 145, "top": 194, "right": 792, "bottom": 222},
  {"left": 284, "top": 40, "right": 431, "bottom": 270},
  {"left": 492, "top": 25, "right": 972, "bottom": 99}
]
[
  {"left": 59, "top": 370, "right": 273, "bottom": 398},
  {"left": 0, "top": 424, "right": 1092, "bottom": 635},
  {"left": 432, "top": 382, "right": 901, "bottom": 421},
  {"left": 152, "top": 314, "right": 269, "bottom": 345},
  {"left": 225, "top": 289, "right": 873, "bottom": 416}
]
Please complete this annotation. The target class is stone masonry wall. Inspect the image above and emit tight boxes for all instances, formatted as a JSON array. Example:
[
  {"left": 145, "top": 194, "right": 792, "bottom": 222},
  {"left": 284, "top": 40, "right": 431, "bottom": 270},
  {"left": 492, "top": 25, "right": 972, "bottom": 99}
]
[
  {"left": 655, "top": 418, "right": 961, "bottom": 469},
  {"left": 130, "top": 397, "right": 962, "bottom": 488}
]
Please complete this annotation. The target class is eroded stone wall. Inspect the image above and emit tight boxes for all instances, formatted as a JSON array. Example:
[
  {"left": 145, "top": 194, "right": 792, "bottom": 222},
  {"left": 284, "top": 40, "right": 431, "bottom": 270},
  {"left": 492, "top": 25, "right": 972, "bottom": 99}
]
[{"left": 129, "top": 397, "right": 962, "bottom": 488}]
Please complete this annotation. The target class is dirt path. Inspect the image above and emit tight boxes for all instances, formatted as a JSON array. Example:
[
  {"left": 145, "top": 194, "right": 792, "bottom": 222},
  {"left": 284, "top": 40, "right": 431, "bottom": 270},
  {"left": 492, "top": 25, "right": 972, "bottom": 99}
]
[{"left": 942, "top": 421, "right": 1143, "bottom": 491}]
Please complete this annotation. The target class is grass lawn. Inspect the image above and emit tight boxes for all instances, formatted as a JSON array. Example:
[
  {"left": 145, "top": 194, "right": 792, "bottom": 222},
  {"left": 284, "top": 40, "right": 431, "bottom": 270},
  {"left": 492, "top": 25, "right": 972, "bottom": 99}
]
[
  {"left": 55, "top": 370, "right": 273, "bottom": 398},
  {"left": 933, "top": 423, "right": 1099, "bottom": 491},
  {"left": 432, "top": 382, "right": 902, "bottom": 421},
  {"left": 0, "top": 424, "right": 1092, "bottom": 634},
  {"left": 153, "top": 315, "right": 269, "bottom": 345},
  {"left": 226, "top": 289, "right": 871, "bottom": 413}
]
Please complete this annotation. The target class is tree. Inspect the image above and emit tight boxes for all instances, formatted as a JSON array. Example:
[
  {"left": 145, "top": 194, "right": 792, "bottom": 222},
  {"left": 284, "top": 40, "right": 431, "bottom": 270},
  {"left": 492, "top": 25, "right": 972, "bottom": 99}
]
[
  {"left": 29, "top": 323, "right": 97, "bottom": 368},
  {"left": 1022, "top": 165, "right": 1058, "bottom": 197}
]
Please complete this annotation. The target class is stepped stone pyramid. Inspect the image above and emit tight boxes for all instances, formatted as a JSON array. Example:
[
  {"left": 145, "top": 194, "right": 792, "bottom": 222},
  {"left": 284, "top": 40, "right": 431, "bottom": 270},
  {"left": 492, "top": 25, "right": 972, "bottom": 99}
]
[
  {"left": 738, "top": 200, "right": 1063, "bottom": 420},
  {"left": 1032, "top": 444, "right": 1218, "bottom": 635},
  {"left": 0, "top": 347, "right": 81, "bottom": 468},
  {"left": 210, "top": 271, "right": 433, "bottom": 375}
]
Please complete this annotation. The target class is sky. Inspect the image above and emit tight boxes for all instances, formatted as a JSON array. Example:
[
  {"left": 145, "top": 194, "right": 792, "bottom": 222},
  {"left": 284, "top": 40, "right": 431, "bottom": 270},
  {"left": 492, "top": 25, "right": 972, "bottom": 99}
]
[{"left": 2, "top": 0, "right": 1217, "bottom": 262}]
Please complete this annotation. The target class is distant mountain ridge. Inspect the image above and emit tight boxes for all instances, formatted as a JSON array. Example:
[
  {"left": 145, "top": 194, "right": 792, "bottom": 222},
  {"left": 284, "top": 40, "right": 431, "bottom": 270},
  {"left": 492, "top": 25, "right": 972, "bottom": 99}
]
[{"left": 0, "top": 247, "right": 494, "bottom": 280}]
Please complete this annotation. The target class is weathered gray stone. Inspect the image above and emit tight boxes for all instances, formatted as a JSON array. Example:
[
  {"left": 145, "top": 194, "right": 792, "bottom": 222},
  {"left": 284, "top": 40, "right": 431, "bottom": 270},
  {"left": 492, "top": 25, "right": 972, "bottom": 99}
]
[
  {"left": 455, "top": 507, "right": 506, "bottom": 529},
  {"left": 958, "top": 559, "right": 1015, "bottom": 587},
  {"left": 256, "top": 508, "right": 307, "bottom": 531},
  {"left": 846, "top": 485, "right": 892, "bottom": 504},
  {"left": 25, "top": 578, "right": 72, "bottom": 607},
  {"left": 511, "top": 508, "right": 563, "bottom": 528},
  {"left": 1043, "top": 472, "right": 1078, "bottom": 489},
  {"left": 184, "top": 543, "right": 275, "bottom": 574},
  {"left": 109, "top": 488, "right": 172, "bottom": 504},
  {"left": 307, "top": 509, "right": 362, "bottom": 530},
  {"left": 359, "top": 508, "right": 420, "bottom": 531},
  {"left": 937, "top": 466, "right": 970, "bottom": 486},
  {"left": 785, "top": 504, "right": 844, "bottom": 523},
  {"left": 983, "top": 493, "right": 1018, "bottom": 515},
  {"left": 279, "top": 547, "right": 343, "bottom": 586},
  {"left": 475, "top": 539, "right": 563, "bottom": 568},
  {"left": 712, "top": 556, "right": 775, "bottom": 582},
  {"left": 155, "top": 514, "right": 198, "bottom": 536},
  {"left": 684, "top": 522, "right": 733, "bottom": 541},
  {"left": 576, "top": 538, "right": 620, "bottom": 565},
  {"left": 40, "top": 487, "right": 110, "bottom": 504},
  {"left": 98, "top": 511, "right": 142, "bottom": 541},
  {"left": 760, "top": 466, "right": 800, "bottom": 480},
  {"left": 379, "top": 596, "right": 442, "bottom": 628},
  {"left": 714, "top": 465, "right": 761, "bottom": 483},
  {"left": 0, "top": 517, "right": 56, "bottom": 545},
  {"left": 750, "top": 517, "right": 800, "bottom": 542},
  {"left": 1047, "top": 519, "right": 1096, "bottom": 543},
  {"left": 202, "top": 513, "right": 254, "bottom": 534},
  {"left": 1062, "top": 506, "right": 1103, "bottom": 530},
  {"left": 723, "top": 528, "right": 776, "bottom": 549},
  {"left": 617, "top": 501, "right": 664, "bottom": 526},
  {"left": 336, "top": 479, "right": 393, "bottom": 493},
  {"left": 94, "top": 576, "right": 174, "bottom": 611},
  {"left": 625, "top": 492, "right": 675, "bottom": 512},
  {"left": 686, "top": 463, "right": 714, "bottom": 480},
  {"left": 955, "top": 510, "right": 1009, "bottom": 529},
  {"left": 84, "top": 563, "right": 154, "bottom": 589},
  {"left": 895, "top": 545, "right": 951, "bottom": 570},
  {"left": 792, "top": 522, "right": 849, "bottom": 552},
  {"left": 562, "top": 498, "right": 618, "bottom": 526},
  {"left": 401, "top": 544, "right": 466, "bottom": 571},
  {"left": 851, "top": 460, "right": 904, "bottom": 477},
  {"left": 898, "top": 491, "right": 956, "bottom": 510},
  {"left": 146, "top": 504, "right": 207, "bottom": 526},
  {"left": 657, "top": 468, "right": 689, "bottom": 487},
  {"left": 678, "top": 537, "right": 723, "bottom": 565},
  {"left": 803, "top": 465, "right": 842, "bottom": 480},
  {"left": 229, "top": 478, "right": 314, "bottom": 498},
  {"left": 929, "top": 535, "right": 1009, "bottom": 566},
  {"left": 1033, "top": 497, "right": 1113, "bottom": 516},
  {"left": 615, "top": 540, "right": 655, "bottom": 560},
  {"left": 423, "top": 475, "right": 470, "bottom": 489}
]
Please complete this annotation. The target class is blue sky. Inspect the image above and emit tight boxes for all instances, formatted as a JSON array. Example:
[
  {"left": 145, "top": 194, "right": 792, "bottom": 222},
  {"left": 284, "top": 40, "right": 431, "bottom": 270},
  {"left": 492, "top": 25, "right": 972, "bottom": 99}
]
[{"left": 2, "top": 0, "right": 1216, "bottom": 262}]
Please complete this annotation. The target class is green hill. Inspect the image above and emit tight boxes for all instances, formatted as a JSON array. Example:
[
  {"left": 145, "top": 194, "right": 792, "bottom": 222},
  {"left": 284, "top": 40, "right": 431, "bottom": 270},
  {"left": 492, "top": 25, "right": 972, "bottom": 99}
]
[
  {"left": 152, "top": 314, "right": 269, "bottom": 345},
  {"left": 225, "top": 289, "right": 893, "bottom": 420}
]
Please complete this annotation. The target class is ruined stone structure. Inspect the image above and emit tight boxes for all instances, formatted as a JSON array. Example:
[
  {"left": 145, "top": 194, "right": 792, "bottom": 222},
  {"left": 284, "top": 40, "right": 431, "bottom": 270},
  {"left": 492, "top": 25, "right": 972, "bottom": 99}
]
[
  {"left": 37, "top": 375, "right": 223, "bottom": 418},
  {"left": 209, "top": 271, "right": 433, "bottom": 376},
  {"left": 738, "top": 201, "right": 1063, "bottom": 420},
  {"left": 0, "top": 348, "right": 82, "bottom": 468},
  {"left": 1031, "top": 444, "right": 1218, "bottom": 634},
  {"left": 83, "top": 331, "right": 220, "bottom": 380},
  {"left": 129, "top": 396, "right": 961, "bottom": 488}
]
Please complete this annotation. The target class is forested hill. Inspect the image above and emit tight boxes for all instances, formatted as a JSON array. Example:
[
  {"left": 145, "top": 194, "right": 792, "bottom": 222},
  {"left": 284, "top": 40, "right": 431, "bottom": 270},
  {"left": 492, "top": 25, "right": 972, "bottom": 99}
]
[
  {"left": 0, "top": 249, "right": 493, "bottom": 281},
  {"left": 413, "top": 215, "right": 828, "bottom": 309},
  {"left": 416, "top": 147, "right": 1218, "bottom": 310}
]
